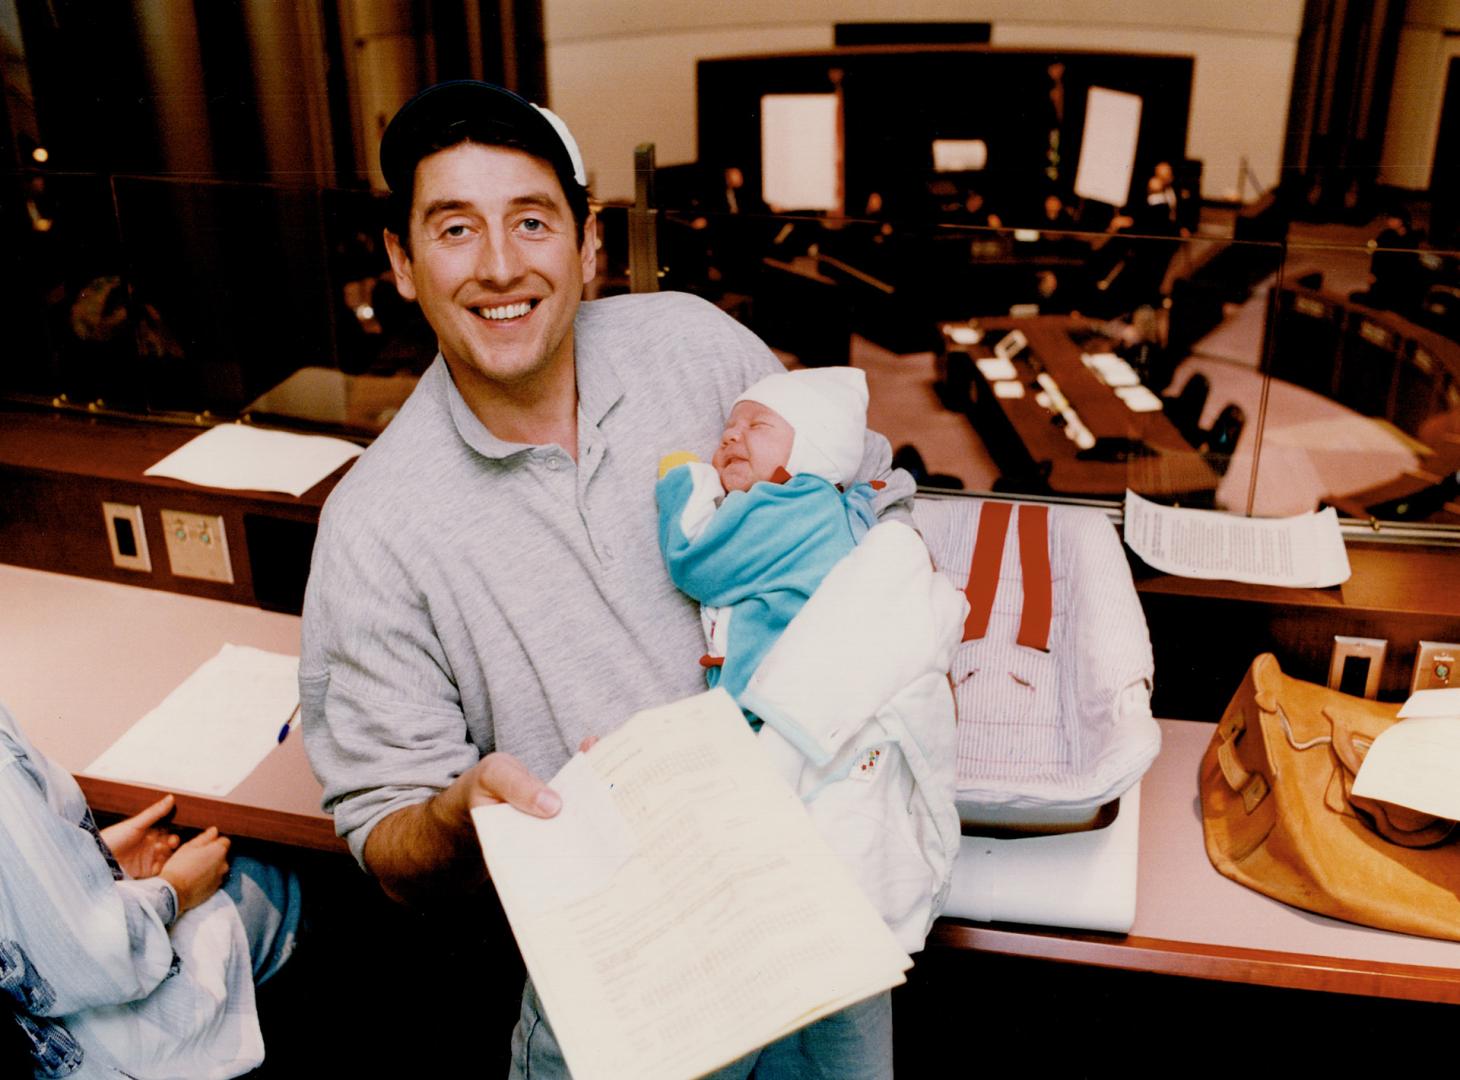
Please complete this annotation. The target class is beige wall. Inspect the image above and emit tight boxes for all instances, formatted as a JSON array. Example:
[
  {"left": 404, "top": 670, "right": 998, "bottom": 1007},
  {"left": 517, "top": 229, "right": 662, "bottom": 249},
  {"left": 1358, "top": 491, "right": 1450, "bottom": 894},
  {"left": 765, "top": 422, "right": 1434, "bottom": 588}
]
[
  {"left": 1380, "top": 0, "right": 1460, "bottom": 190},
  {"left": 544, "top": 1, "right": 1304, "bottom": 203}
]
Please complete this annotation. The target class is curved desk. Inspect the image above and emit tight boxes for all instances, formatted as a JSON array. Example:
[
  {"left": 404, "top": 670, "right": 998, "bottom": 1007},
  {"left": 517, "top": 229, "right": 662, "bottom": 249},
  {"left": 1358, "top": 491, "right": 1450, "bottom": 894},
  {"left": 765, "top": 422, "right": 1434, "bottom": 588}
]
[
  {"left": 4, "top": 563, "right": 1457, "bottom": 999},
  {"left": 0, "top": 564, "right": 339, "bottom": 851}
]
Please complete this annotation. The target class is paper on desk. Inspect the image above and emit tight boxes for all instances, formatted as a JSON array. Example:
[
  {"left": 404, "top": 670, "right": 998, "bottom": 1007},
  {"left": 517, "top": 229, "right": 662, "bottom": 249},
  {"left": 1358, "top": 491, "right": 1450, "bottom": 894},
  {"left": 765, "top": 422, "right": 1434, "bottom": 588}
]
[
  {"left": 1115, "top": 385, "right": 1164, "bottom": 413},
  {"left": 948, "top": 325, "right": 982, "bottom": 346},
  {"left": 993, "top": 380, "right": 1026, "bottom": 399},
  {"left": 1352, "top": 716, "right": 1460, "bottom": 822},
  {"left": 472, "top": 689, "right": 911, "bottom": 1080},
  {"left": 85, "top": 645, "right": 299, "bottom": 796},
  {"left": 975, "top": 357, "right": 1018, "bottom": 382},
  {"left": 1123, "top": 490, "right": 1351, "bottom": 587},
  {"left": 143, "top": 424, "right": 362, "bottom": 497}
]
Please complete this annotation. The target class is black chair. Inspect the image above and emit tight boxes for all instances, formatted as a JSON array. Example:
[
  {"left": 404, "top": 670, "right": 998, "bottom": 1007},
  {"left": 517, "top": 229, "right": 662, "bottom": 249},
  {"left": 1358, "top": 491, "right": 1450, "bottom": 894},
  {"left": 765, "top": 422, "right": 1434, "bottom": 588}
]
[
  {"left": 1201, "top": 403, "right": 1246, "bottom": 475},
  {"left": 1164, "top": 372, "right": 1210, "bottom": 446}
]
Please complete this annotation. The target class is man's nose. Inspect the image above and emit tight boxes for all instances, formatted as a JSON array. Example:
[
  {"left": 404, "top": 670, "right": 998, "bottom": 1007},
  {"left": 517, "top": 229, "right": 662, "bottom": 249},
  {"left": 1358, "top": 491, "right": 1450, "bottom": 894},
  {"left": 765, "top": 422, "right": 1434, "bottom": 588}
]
[{"left": 474, "top": 230, "right": 523, "bottom": 285}]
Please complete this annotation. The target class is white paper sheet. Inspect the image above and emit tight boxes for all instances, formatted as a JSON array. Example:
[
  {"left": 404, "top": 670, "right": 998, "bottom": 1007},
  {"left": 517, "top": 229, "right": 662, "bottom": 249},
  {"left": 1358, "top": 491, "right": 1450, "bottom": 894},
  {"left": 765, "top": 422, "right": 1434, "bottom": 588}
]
[
  {"left": 975, "top": 357, "right": 1018, "bottom": 382},
  {"left": 1352, "top": 716, "right": 1460, "bottom": 821},
  {"left": 947, "top": 325, "right": 982, "bottom": 346},
  {"left": 1397, "top": 688, "right": 1460, "bottom": 720},
  {"left": 144, "top": 424, "right": 363, "bottom": 497},
  {"left": 993, "top": 380, "right": 1026, "bottom": 399},
  {"left": 1122, "top": 490, "right": 1351, "bottom": 587},
  {"left": 1115, "top": 385, "right": 1164, "bottom": 412},
  {"left": 85, "top": 645, "right": 300, "bottom": 796},
  {"left": 472, "top": 689, "right": 910, "bottom": 1080}
]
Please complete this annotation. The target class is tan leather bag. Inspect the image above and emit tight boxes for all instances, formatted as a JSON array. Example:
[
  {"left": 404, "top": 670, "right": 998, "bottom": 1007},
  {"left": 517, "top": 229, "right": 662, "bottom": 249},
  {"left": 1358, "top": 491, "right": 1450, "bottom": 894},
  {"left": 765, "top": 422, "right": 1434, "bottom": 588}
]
[{"left": 1200, "top": 653, "right": 1460, "bottom": 941}]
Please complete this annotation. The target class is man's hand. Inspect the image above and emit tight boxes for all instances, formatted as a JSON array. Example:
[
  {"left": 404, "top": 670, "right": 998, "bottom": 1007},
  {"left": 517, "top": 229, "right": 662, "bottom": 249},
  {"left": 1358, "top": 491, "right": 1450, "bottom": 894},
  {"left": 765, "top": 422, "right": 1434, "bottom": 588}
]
[
  {"left": 455, "top": 751, "right": 563, "bottom": 817},
  {"left": 365, "top": 751, "right": 562, "bottom": 905},
  {"left": 159, "top": 826, "right": 231, "bottom": 915},
  {"left": 99, "top": 794, "right": 181, "bottom": 878}
]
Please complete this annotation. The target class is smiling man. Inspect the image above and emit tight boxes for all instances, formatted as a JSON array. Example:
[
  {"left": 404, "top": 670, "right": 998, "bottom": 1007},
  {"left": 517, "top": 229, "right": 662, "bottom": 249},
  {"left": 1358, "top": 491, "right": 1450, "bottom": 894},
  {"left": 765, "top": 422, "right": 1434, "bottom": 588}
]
[{"left": 299, "top": 81, "right": 913, "bottom": 1078}]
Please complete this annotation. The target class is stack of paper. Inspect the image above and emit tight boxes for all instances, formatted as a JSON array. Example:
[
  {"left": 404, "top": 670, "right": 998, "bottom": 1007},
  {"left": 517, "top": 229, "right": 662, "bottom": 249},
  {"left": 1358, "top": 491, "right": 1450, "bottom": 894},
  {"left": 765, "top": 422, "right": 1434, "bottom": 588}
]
[
  {"left": 1122, "top": 490, "right": 1351, "bottom": 588},
  {"left": 472, "top": 689, "right": 911, "bottom": 1080}
]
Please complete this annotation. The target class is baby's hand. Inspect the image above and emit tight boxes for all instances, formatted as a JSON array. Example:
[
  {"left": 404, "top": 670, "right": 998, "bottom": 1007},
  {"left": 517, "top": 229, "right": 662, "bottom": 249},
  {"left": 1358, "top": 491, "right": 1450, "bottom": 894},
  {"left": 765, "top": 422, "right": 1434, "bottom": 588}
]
[{"left": 657, "top": 451, "right": 700, "bottom": 478}]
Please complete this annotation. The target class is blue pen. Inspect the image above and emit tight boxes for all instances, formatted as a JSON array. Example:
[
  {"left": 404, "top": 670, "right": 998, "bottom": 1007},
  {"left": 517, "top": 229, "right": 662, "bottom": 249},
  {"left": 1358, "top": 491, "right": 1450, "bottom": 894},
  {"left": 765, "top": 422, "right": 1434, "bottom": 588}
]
[{"left": 277, "top": 705, "right": 301, "bottom": 744}]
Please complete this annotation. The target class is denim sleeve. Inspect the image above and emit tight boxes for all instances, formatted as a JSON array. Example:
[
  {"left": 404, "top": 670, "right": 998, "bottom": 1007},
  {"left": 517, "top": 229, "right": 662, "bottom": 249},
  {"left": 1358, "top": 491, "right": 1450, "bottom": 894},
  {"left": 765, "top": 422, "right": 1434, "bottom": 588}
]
[{"left": 0, "top": 759, "right": 177, "bottom": 1014}]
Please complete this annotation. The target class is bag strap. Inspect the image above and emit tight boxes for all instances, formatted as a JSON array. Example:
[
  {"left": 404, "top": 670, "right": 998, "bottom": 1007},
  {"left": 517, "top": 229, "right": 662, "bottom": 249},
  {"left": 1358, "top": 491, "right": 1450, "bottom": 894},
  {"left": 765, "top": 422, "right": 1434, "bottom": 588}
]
[{"left": 961, "top": 503, "right": 1052, "bottom": 651}]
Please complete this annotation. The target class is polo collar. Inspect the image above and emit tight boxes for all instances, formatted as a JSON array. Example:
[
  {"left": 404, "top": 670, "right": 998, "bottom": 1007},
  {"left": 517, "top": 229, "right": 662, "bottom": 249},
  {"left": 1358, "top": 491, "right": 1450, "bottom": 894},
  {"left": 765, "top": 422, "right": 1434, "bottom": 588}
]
[{"left": 432, "top": 325, "right": 627, "bottom": 461}]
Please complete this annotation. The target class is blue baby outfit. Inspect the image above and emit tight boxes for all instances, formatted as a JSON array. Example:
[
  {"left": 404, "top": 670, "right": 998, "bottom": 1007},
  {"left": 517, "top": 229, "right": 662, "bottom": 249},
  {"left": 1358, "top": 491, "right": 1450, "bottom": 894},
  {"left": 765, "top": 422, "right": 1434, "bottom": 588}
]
[{"left": 656, "top": 467, "right": 877, "bottom": 716}]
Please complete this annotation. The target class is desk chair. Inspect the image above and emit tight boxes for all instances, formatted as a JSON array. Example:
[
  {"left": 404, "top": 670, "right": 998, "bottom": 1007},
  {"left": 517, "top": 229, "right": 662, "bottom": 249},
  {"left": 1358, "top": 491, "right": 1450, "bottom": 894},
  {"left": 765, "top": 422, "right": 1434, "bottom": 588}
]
[
  {"left": 1164, "top": 372, "right": 1210, "bottom": 446},
  {"left": 1200, "top": 403, "right": 1245, "bottom": 476}
]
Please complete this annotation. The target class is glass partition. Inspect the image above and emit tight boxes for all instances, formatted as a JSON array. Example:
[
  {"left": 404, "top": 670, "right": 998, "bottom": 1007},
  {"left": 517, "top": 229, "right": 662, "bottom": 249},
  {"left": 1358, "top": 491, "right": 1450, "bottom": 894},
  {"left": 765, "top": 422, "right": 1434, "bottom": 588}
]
[{"left": 2, "top": 171, "right": 1458, "bottom": 539}]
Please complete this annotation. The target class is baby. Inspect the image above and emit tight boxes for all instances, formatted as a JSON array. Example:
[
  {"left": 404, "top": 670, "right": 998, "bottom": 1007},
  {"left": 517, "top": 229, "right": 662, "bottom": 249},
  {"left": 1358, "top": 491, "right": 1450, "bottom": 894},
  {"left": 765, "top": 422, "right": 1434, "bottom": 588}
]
[{"left": 656, "top": 367, "right": 881, "bottom": 719}]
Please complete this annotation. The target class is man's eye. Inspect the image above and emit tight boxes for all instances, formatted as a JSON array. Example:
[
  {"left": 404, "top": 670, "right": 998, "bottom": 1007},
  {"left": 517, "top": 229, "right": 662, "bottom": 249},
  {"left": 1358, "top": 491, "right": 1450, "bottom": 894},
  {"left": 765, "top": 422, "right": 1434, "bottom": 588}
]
[
  {"left": 519, "top": 217, "right": 546, "bottom": 233},
  {"left": 441, "top": 223, "right": 469, "bottom": 238}
]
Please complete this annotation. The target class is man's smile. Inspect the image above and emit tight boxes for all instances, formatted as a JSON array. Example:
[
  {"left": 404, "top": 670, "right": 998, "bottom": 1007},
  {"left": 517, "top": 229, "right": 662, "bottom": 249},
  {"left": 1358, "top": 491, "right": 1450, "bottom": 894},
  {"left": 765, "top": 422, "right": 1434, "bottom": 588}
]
[{"left": 472, "top": 299, "right": 537, "bottom": 322}]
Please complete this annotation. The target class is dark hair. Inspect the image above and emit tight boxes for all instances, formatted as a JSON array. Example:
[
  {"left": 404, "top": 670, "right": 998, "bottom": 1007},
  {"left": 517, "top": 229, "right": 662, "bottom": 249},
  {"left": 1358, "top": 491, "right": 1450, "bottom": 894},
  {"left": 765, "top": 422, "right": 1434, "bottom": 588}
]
[{"left": 383, "top": 129, "right": 591, "bottom": 252}]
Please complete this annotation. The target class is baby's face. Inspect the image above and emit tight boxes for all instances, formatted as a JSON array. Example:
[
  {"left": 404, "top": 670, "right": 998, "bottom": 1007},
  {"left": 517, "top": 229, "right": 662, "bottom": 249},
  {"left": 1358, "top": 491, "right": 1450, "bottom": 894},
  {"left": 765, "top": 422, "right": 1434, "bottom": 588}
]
[{"left": 713, "top": 400, "right": 794, "bottom": 492}]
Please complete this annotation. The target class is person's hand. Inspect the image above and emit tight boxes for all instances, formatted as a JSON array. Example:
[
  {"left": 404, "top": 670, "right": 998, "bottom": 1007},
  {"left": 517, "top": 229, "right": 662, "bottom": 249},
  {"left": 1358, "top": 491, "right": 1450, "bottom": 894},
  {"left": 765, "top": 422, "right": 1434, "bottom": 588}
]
[
  {"left": 159, "top": 826, "right": 231, "bottom": 915},
  {"left": 458, "top": 752, "right": 562, "bottom": 817},
  {"left": 99, "top": 794, "right": 180, "bottom": 878}
]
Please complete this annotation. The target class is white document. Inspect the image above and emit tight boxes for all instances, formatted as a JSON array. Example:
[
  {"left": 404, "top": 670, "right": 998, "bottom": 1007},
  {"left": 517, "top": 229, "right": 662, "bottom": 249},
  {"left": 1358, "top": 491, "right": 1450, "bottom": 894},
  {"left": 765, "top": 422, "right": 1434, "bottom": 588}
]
[
  {"left": 1122, "top": 490, "right": 1351, "bottom": 587},
  {"left": 144, "top": 424, "right": 363, "bottom": 497},
  {"left": 85, "top": 645, "right": 299, "bottom": 796},
  {"left": 1115, "top": 385, "right": 1164, "bottom": 412},
  {"left": 1398, "top": 688, "right": 1460, "bottom": 720},
  {"left": 993, "top": 380, "right": 1026, "bottom": 399},
  {"left": 975, "top": 357, "right": 1018, "bottom": 382},
  {"left": 472, "top": 689, "right": 911, "bottom": 1080},
  {"left": 1085, "top": 352, "right": 1141, "bottom": 387},
  {"left": 947, "top": 325, "right": 982, "bottom": 346},
  {"left": 1352, "top": 716, "right": 1460, "bottom": 822}
]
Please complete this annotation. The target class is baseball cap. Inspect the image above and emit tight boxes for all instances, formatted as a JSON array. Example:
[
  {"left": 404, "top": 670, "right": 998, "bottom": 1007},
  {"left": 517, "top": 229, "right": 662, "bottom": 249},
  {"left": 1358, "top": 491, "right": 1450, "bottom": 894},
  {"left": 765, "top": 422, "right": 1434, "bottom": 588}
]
[{"left": 379, "top": 80, "right": 588, "bottom": 196}]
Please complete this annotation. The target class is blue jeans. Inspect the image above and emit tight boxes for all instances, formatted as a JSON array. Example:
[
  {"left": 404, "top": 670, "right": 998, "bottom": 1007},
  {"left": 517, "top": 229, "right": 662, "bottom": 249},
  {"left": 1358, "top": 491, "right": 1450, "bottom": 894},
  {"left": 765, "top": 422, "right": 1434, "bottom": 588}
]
[
  {"left": 221, "top": 854, "right": 303, "bottom": 985},
  {"left": 509, "top": 977, "right": 892, "bottom": 1080}
]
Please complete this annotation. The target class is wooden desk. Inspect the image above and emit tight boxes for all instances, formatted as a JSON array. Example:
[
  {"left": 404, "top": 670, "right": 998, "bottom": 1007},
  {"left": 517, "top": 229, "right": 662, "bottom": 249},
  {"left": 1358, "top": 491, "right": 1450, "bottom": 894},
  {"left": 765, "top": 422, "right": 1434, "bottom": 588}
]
[
  {"left": 0, "top": 564, "right": 340, "bottom": 851},
  {"left": 942, "top": 316, "right": 1219, "bottom": 498},
  {"left": 5, "top": 564, "right": 1457, "bottom": 1000},
  {"left": 933, "top": 718, "right": 1460, "bottom": 1003}
]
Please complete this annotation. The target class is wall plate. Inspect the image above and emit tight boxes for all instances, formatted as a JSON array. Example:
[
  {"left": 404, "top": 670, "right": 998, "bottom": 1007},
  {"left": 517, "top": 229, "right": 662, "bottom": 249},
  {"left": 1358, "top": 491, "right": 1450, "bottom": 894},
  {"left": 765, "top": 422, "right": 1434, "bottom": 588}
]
[
  {"left": 1328, "top": 635, "right": 1386, "bottom": 699},
  {"left": 1413, "top": 641, "right": 1458, "bottom": 693},
  {"left": 160, "top": 509, "right": 234, "bottom": 583},
  {"left": 101, "top": 501, "right": 151, "bottom": 573}
]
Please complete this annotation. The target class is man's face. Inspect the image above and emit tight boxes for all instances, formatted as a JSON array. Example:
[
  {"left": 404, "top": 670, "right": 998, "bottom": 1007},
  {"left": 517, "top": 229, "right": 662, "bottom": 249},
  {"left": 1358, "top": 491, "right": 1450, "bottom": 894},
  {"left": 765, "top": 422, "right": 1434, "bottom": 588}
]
[
  {"left": 384, "top": 142, "right": 595, "bottom": 406},
  {"left": 712, "top": 400, "right": 794, "bottom": 493}
]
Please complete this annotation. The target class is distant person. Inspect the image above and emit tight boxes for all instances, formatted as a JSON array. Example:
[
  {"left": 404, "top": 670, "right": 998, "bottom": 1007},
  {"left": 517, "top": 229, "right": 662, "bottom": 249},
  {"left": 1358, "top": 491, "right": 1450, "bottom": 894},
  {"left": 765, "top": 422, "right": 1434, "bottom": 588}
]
[
  {"left": 1354, "top": 208, "right": 1425, "bottom": 314},
  {"left": 0, "top": 703, "right": 300, "bottom": 1078}
]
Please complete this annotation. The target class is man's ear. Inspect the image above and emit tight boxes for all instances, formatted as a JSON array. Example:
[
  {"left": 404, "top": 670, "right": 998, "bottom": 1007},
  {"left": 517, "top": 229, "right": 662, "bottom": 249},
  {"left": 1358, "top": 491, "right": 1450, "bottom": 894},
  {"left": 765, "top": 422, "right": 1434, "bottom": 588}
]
[
  {"left": 579, "top": 211, "right": 598, "bottom": 286},
  {"left": 383, "top": 228, "right": 418, "bottom": 301}
]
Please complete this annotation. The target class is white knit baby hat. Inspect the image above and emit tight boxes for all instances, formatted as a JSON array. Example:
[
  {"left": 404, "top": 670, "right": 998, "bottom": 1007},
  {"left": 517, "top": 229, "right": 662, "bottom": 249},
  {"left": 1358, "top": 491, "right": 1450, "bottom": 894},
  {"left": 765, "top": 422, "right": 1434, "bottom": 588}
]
[{"left": 734, "top": 368, "right": 869, "bottom": 485}]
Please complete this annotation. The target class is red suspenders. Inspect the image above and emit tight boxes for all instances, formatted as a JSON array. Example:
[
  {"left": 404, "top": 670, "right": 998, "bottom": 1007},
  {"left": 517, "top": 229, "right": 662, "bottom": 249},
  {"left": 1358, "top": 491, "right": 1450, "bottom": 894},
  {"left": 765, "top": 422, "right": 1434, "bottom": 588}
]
[{"left": 961, "top": 503, "right": 1052, "bottom": 652}]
